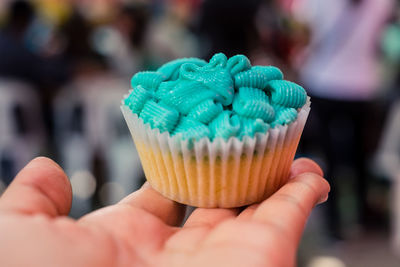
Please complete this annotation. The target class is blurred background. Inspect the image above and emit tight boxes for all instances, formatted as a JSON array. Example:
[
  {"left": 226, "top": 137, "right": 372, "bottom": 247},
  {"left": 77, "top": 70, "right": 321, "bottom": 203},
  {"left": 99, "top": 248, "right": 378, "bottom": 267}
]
[{"left": 0, "top": 0, "right": 400, "bottom": 266}]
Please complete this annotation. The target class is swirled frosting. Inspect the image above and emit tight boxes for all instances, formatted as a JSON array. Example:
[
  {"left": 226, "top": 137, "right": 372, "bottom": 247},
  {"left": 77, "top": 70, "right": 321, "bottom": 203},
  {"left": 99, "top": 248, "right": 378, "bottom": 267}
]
[{"left": 124, "top": 53, "right": 307, "bottom": 141}]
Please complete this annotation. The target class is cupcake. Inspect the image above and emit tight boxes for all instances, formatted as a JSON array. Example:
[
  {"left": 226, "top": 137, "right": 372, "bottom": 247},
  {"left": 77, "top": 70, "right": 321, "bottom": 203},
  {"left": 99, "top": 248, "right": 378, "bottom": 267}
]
[{"left": 121, "top": 53, "right": 309, "bottom": 208}]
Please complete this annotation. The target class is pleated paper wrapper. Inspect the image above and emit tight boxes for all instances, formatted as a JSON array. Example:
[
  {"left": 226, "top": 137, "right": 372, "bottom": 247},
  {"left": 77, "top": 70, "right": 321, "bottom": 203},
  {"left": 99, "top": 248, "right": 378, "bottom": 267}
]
[{"left": 121, "top": 99, "right": 310, "bottom": 208}]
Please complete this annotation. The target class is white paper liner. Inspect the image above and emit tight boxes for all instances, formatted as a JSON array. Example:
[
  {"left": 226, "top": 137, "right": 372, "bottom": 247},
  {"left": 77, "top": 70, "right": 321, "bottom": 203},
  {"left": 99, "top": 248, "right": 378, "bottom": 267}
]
[{"left": 121, "top": 98, "right": 311, "bottom": 208}]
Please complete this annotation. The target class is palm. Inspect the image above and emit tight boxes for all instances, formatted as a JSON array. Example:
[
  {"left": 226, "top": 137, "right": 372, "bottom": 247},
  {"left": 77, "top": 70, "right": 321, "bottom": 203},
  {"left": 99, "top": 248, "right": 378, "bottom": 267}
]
[{"left": 0, "top": 157, "right": 329, "bottom": 267}]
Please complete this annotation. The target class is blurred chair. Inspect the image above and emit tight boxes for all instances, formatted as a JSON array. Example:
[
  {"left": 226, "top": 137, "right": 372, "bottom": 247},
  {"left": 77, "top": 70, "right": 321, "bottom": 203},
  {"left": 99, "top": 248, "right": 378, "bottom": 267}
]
[
  {"left": 53, "top": 74, "right": 143, "bottom": 216},
  {"left": 0, "top": 79, "right": 46, "bottom": 185},
  {"left": 53, "top": 85, "right": 93, "bottom": 217}
]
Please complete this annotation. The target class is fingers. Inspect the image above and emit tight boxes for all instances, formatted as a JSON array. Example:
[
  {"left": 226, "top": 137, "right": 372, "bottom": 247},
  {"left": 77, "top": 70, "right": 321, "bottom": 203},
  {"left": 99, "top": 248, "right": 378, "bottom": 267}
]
[
  {"left": 184, "top": 208, "right": 240, "bottom": 228},
  {"left": 118, "top": 182, "right": 186, "bottom": 227},
  {"left": 0, "top": 157, "right": 72, "bottom": 217},
  {"left": 289, "top": 157, "right": 323, "bottom": 178},
  {"left": 237, "top": 158, "right": 325, "bottom": 221},
  {"left": 79, "top": 183, "right": 185, "bottom": 256},
  {"left": 251, "top": 171, "right": 330, "bottom": 245},
  {"left": 163, "top": 208, "right": 240, "bottom": 255},
  {"left": 236, "top": 203, "right": 259, "bottom": 220}
]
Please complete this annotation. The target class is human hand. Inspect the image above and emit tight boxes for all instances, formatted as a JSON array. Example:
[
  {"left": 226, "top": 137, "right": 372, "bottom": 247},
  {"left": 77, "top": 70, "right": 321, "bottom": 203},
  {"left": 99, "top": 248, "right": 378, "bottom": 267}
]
[{"left": 0, "top": 157, "right": 329, "bottom": 267}]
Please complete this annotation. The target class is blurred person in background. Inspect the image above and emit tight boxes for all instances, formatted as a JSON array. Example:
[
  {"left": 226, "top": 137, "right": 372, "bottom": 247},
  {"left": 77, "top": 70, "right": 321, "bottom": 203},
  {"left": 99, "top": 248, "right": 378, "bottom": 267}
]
[
  {"left": 375, "top": 91, "right": 400, "bottom": 255},
  {"left": 0, "top": 0, "right": 68, "bottom": 88},
  {"left": 294, "top": 0, "right": 394, "bottom": 239},
  {"left": 145, "top": 0, "right": 200, "bottom": 67},
  {"left": 59, "top": 8, "right": 105, "bottom": 77},
  {"left": 375, "top": 3, "right": 400, "bottom": 255},
  {"left": 0, "top": 0, "right": 70, "bottom": 187},
  {"left": 90, "top": 3, "right": 150, "bottom": 77},
  {"left": 54, "top": 4, "right": 150, "bottom": 215},
  {"left": 196, "top": 0, "right": 301, "bottom": 80},
  {"left": 196, "top": 0, "right": 261, "bottom": 60},
  {"left": 0, "top": 0, "right": 69, "bottom": 143},
  {"left": 254, "top": 0, "right": 311, "bottom": 81}
]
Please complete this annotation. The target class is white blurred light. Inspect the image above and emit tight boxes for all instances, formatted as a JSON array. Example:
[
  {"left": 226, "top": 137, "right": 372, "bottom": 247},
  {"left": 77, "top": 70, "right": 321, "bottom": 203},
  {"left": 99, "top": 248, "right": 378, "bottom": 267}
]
[
  {"left": 308, "top": 256, "right": 346, "bottom": 267},
  {"left": 70, "top": 170, "right": 97, "bottom": 199},
  {"left": 99, "top": 182, "right": 126, "bottom": 205},
  {"left": 90, "top": 27, "right": 120, "bottom": 56}
]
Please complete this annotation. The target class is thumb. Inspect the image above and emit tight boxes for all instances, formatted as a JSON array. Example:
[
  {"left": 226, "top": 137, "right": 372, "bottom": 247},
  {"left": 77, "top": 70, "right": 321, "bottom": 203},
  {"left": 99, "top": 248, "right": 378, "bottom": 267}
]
[{"left": 0, "top": 157, "right": 72, "bottom": 217}]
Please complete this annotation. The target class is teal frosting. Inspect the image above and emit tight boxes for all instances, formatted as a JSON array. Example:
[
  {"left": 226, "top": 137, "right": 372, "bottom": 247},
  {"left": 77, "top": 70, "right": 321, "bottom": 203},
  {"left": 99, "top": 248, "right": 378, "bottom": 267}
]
[
  {"left": 131, "top": 71, "right": 165, "bottom": 90},
  {"left": 161, "top": 81, "right": 218, "bottom": 115},
  {"left": 209, "top": 111, "right": 241, "bottom": 139},
  {"left": 124, "top": 53, "right": 307, "bottom": 141},
  {"left": 187, "top": 99, "right": 223, "bottom": 124},
  {"left": 173, "top": 117, "right": 210, "bottom": 141},
  {"left": 271, "top": 106, "right": 298, "bottom": 128},
  {"left": 157, "top": 58, "right": 207, "bottom": 80},
  {"left": 234, "top": 66, "right": 283, "bottom": 89},
  {"left": 139, "top": 100, "right": 179, "bottom": 133},
  {"left": 267, "top": 80, "right": 307, "bottom": 109},
  {"left": 232, "top": 87, "right": 275, "bottom": 122},
  {"left": 226, "top": 55, "right": 251, "bottom": 76},
  {"left": 237, "top": 116, "right": 270, "bottom": 138}
]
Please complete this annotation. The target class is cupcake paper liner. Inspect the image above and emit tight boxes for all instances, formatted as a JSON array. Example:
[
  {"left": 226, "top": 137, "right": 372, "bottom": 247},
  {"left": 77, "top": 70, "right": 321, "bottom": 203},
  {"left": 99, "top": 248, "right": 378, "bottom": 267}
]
[{"left": 121, "top": 97, "right": 311, "bottom": 208}]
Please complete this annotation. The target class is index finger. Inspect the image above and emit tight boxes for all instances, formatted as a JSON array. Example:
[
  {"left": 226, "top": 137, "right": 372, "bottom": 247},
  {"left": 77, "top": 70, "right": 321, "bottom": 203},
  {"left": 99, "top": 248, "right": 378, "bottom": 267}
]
[
  {"left": 117, "top": 182, "right": 186, "bottom": 227},
  {"left": 251, "top": 160, "right": 330, "bottom": 245}
]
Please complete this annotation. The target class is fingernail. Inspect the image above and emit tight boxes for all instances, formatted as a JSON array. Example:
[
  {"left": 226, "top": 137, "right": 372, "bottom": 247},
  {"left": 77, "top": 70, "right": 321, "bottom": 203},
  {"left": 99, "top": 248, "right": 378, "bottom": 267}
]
[{"left": 317, "top": 193, "right": 329, "bottom": 205}]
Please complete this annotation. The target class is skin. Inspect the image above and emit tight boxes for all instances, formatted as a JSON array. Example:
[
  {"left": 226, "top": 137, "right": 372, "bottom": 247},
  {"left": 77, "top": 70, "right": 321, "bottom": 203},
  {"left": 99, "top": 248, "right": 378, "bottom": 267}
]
[{"left": 0, "top": 157, "right": 329, "bottom": 267}]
